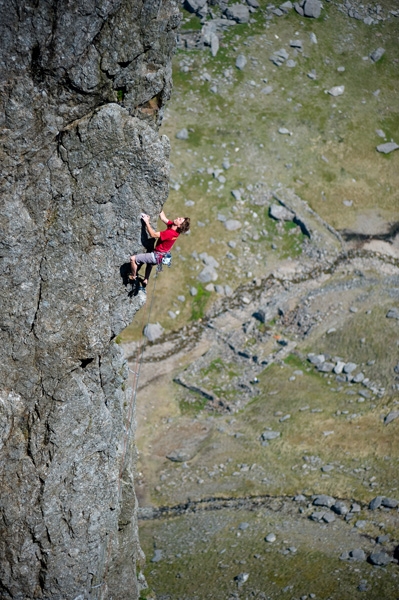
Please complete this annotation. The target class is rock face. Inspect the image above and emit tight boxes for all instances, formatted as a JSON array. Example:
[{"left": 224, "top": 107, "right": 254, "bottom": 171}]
[{"left": 0, "top": 0, "right": 180, "bottom": 598}]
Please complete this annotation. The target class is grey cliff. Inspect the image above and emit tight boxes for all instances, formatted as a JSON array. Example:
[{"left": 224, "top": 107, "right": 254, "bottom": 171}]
[{"left": 0, "top": 0, "right": 180, "bottom": 598}]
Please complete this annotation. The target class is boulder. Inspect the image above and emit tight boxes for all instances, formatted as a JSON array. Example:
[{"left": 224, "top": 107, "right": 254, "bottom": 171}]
[
  {"left": 144, "top": 322, "right": 164, "bottom": 342},
  {"left": 303, "top": 0, "right": 321, "bottom": 18},
  {"left": 269, "top": 204, "right": 295, "bottom": 221},
  {"left": 370, "top": 47, "right": 385, "bottom": 62},
  {"left": 376, "top": 142, "right": 399, "bottom": 154},
  {"left": 225, "top": 4, "right": 250, "bottom": 23}
]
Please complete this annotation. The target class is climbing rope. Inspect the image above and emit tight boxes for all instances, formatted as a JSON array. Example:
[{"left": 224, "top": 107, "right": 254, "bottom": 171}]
[{"left": 93, "top": 274, "right": 159, "bottom": 598}]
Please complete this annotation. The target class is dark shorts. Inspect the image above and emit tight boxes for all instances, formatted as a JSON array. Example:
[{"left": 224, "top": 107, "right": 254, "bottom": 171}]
[{"left": 134, "top": 252, "right": 157, "bottom": 265}]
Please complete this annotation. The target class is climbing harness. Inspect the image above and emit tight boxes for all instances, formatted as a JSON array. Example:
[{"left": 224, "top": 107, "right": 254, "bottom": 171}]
[{"left": 155, "top": 250, "right": 172, "bottom": 271}]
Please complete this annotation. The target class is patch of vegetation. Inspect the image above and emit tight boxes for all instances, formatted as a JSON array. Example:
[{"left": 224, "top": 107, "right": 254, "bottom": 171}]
[{"left": 191, "top": 285, "right": 212, "bottom": 320}]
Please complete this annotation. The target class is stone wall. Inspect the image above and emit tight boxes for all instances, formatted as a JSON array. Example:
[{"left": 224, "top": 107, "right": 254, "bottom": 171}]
[{"left": 0, "top": 1, "right": 180, "bottom": 598}]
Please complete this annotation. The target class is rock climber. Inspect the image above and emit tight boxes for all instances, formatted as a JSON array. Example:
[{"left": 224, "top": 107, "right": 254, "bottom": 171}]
[{"left": 129, "top": 210, "right": 190, "bottom": 287}]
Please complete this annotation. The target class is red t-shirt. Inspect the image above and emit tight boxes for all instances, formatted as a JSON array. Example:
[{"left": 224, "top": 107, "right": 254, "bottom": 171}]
[{"left": 155, "top": 221, "right": 179, "bottom": 253}]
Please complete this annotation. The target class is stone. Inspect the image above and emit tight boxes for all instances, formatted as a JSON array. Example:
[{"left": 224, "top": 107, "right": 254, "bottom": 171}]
[
  {"left": 308, "top": 69, "right": 317, "bottom": 80},
  {"left": 294, "top": 494, "right": 306, "bottom": 502},
  {"left": 261, "top": 85, "right": 274, "bottom": 95},
  {"left": 235, "top": 572, "right": 249, "bottom": 583},
  {"left": 376, "top": 142, "right": 399, "bottom": 154},
  {"left": 317, "top": 362, "right": 334, "bottom": 373},
  {"left": 144, "top": 323, "right": 165, "bottom": 342},
  {"left": 370, "top": 47, "right": 385, "bottom": 62},
  {"left": 343, "top": 362, "right": 357, "bottom": 374},
  {"left": 278, "top": 127, "right": 292, "bottom": 135},
  {"left": 210, "top": 32, "right": 219, "bottom": 57},
  {"left": 286, "top": 59, "right": 296, "bottom": 68},
  {"left": 151, "top": 549, "right": 163, "bottom": 562},
  {"left": 185, "top": 0, "right": 207, "bottom": 12},
  {"left": 384, "top": 411, "right": 399, "bottom": 425},
  {"left": 303, "top": 0, "right": 322, "bottom": 18},
  {"left": 199, "top": 253, "right": 219, "bottom": 268},
  {"left": 198, "top": 266, "right": 218, "bottom": 283},
  {"left": 190, "top": 287, "right": 198, "bottom": 296},
  {"left": 246, "top": 0, "right": 260, "bottom": 7},
  {"left": 309, "top": 32, "right": 317, "bottom": 43},
  {"left": 236, "top": 54, "right": 247, "bottom": 70},
  {"left": 261, "top": 431, "right": 281, "bottom": 441},
  {"left": 231, "top": 189, "right": 242, "bottom": 200},
  {"left": 269, "top": 204, "right": 295, "bottom": 221},
  {"left": 166, "top": 449, "right": 192, "bottom": 462},
  {"left": 321, "top": 465, "right": 334, "bottom": 473},
  {"left": 222, "top": 159, "right": 231, "bottom": 170},
  {"left": 353, "top": 372, "right": 365, "bottom": 383},
  {"left": 310, "top": 511, "right": 325, "bottom": 522},
  {"left": 239, "top": 522, "right": 250, "bottom": 530},
  {"left": 308, "top": 354, "right": 325, "bottom": 366},
  {"left": 265, "top": 533, "right": 276, "bottom": 542},
  {"left": 280, "top": 1, "right": 293, "bottom": 11},
  {"left": 328, "top": 85, "right": 345, "bottom": 96},
  {"left": 176, "top": 128, "right": 189, "bottom": 140},
  {"left": 322, "top": 513, "right": 335, "bottom": 523},
  {"left": 350, "top": 549, "right": 366, "bottom": 561},
  {"left": 334, "top": 361, "right": 345, "bottom": 374},
  {"left": 313, "top": 495, "right": 336, "bottom": 508},
  {"left": 386, "top": 308, "right": 399, "bottom": 319},
  {"left": 225, "top": 219, "right": 242, "bottom": 231},
  {"left": 369, "top": 496, "right": 384, "bottom": 510},
  {"left": 381, "top": 497, "right": 398, "bottom": 508},
  {"left": 332, "top": 501, "right": 349, "bottom": 515},
  {"left": 294, "top": 2, "right": 304, "bottom": 15},
  {"left": 225, "top": 4, "right": 250, "bottom": 23},
  {"left": 369, "top": 552, "right": 391, "bottom": 566}
]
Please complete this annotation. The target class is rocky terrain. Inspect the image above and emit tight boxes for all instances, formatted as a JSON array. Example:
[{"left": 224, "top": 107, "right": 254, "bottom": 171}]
[{"left": 119, "top": 1, "right": 399, "bottom": 598}]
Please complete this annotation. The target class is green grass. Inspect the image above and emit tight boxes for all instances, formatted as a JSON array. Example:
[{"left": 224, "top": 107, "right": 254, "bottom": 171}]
[{"left": 191, "top": 284, "right": 212, "bottom": 320}]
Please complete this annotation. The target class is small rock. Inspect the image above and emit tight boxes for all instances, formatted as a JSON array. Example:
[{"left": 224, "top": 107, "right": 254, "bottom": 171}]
[
  {"left": 226, "top": 4, "right": 250, "bottom": 23},
  {"left": 353, "top": 372, "right": 365, "bottom": 383},
  {"left": 151, "top": 549, "right": 163, "bottom": 562},
  {"left": 294, "top": 494, "right": 306, "bottom": 502},
  {"left": 231, "top": 189, "right": 241, "bottom": 201},
  {"left": 343, "top": 362, "right": 357, "bottom": 374},
  {"left": 308, "top": 354, "right": 325, "bottom": 366},
  {"left": 234, "top": 572, "right": 249, "bottom": 584},
  {"left": 377, "top": 535, "right": 390, "bottom": 544},
  {"left": 269, "top": 204, "right": 295, "bottom": 221},
  {"left": 261, "top": 85, "right": 274, "bottom": 95},
  {"left": 386, "top": 308, "right": 399, "bottom": 319},
  {"left": 370, "top": 47, "right": 385, "bottom": 62},
  {"left": 143, "top": 322, "right": 164, "bottom": 342},
  {"left": 238, "top": 522, "right": 250, "bottom": 530},
  {"left": 190, "top": 287, "right": 198, "bottom": 296},
  {"left": 313, "top": 494, "right": 335, "bottom": 508},
  {"left": 321, "top": 465, "right": 334, "bottom": 473},
  {"left": 225, "top": 219, "right": 242, "bottom": 231},
  {"left": 355, "top": 520, "right": 367, "bottom": 529},
  {"left": 303, "top": 0, "right": 321, "bottom": 18},
  {"left": 381, "top": 497, "right": 398, "bottom": 508},
  {"left": 261, "top": 431, "right": 281, "bottom": 441},
  {"left": 376, "top": 142, "right": 399, "bottom": 154},
  {"left": 176, "top": 128, "right": 189, "bottom": 140},
  {"left": 369, "top": 552, "right": 391, "bottom": 566},
  {"left": 322, "top": 513, "right": 335, "bottom": 523},
  {"left": 332, "top": 501, "right": 349, "bottom": 515},
  {"left": 309, "top": 32, "right": 317, "bottom": 44},
  {"left": 328, "top": 85, "right": 345, "bottom": 97},
  {"left": 350, "top": 548, "right": 366, "bottom": 561},
  {"left": 369, "top": 496, "right": 384, "bottom": 510},
  {"left": 265, "top": 533, "right": 276, "bottom": 543},
  {"left": 278, "top": 127, "right": 292, "bottom": 135},
  {"left": 166, "top": 449, "right": 191, "bottom": 462},
  {"left": 384, "top": 411, "right": 399, "bottom": 425},
  {"left": 236, "top": 54, "right": 247, "bottom": 70}
]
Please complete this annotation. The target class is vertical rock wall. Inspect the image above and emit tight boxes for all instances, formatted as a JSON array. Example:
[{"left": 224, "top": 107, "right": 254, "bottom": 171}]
[{"left": 0, "top": 1, "right": 180, "bottom": 598}]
